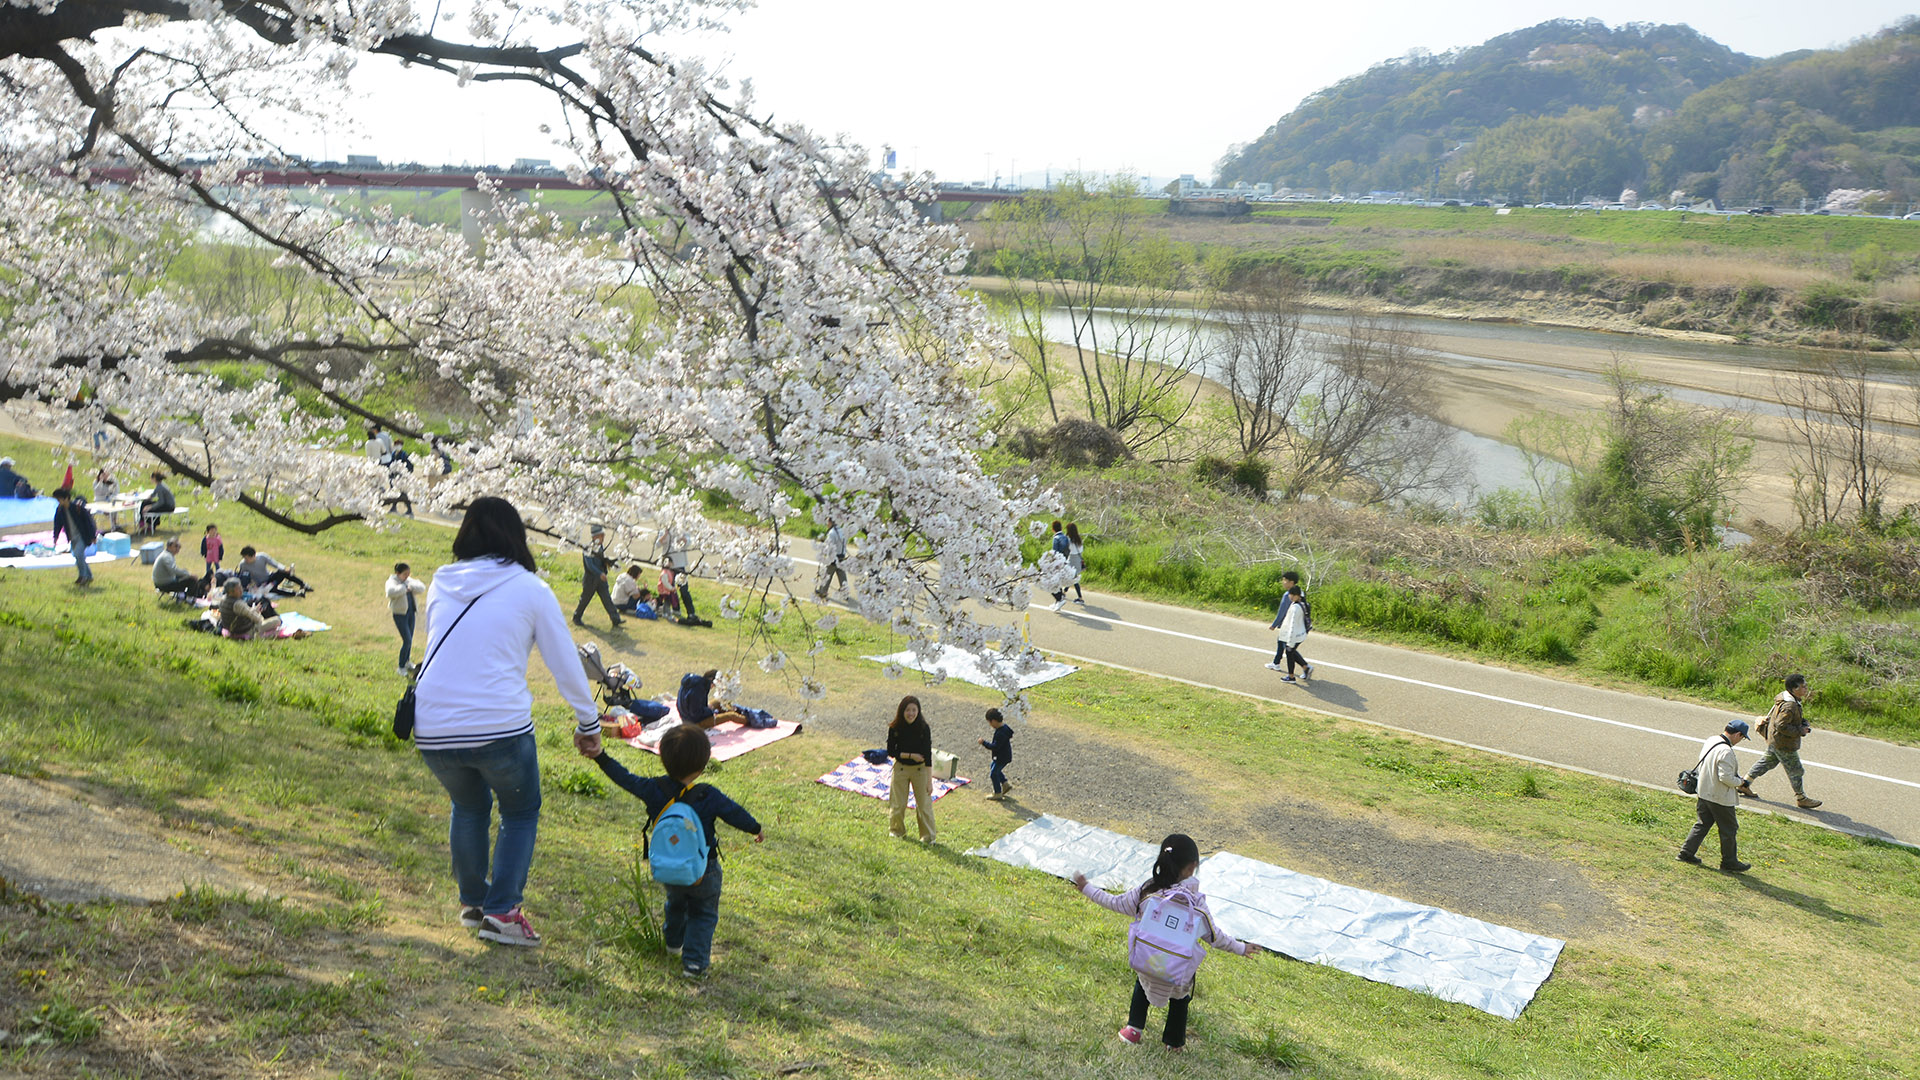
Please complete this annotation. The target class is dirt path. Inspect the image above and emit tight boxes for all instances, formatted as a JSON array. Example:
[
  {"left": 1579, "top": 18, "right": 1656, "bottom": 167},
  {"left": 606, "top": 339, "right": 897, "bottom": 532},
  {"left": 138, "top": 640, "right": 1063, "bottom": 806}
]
[{"left": 778, "top": 683, "right": 1620, "bottom": 942}]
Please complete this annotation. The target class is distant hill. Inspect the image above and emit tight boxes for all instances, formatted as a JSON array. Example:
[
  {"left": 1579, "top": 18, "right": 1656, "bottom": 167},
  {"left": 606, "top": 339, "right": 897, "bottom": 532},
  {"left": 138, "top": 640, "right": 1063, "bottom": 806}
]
[{"left": 1217, "top": 17, "right": 1920, "bottom": 208}]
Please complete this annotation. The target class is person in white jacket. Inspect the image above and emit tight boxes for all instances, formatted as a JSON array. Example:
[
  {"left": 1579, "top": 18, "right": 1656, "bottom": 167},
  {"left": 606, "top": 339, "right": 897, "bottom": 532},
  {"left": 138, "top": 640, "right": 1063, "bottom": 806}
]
[
  {"left": 414, "top": 498, "right": 602, "bottom": 947},
  {"left": 385, "top": 563, "right": 427, "bottom": 675},
  {"left": 1678, "top": 718, "right": 1752, "bottom": 873}
]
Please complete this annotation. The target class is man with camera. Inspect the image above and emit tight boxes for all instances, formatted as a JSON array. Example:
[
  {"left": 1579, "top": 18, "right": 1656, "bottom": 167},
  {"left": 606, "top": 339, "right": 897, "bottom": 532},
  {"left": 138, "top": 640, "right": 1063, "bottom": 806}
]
[
  {"left": 1679, "top": 718, "right": 1751, "bottom": 873},
  {"left": 1738, "top": 674, "right": 1822, "bottom": 809}
]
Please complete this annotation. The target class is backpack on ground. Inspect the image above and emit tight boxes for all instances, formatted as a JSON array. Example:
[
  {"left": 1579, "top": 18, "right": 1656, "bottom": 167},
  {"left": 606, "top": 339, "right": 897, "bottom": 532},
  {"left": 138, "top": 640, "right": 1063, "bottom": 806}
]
[
  {"left": 1128, "top": 886, "right": 1206, "bottom": 988},
  {"left": 646, "top": 784, "right": 708, "bottom": 887}
]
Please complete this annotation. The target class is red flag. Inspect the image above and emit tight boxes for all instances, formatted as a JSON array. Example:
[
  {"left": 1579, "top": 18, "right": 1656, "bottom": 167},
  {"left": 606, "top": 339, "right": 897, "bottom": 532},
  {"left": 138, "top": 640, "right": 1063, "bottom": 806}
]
[{"left": 62, "top": 465, "right": 73, "bottom": 489}]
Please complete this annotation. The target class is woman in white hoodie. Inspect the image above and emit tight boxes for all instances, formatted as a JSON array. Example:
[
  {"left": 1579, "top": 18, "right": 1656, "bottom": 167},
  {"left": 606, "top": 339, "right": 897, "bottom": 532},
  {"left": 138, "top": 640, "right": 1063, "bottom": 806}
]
[{"left": 414, "top": 498, "right": 601, "bottom": 947}]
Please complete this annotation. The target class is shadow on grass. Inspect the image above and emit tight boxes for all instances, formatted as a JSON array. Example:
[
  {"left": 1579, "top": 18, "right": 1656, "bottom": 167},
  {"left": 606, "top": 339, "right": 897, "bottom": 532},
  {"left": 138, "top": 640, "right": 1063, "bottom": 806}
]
[{"left": 1731, "top": 874, "right": 1879, "bottom": 925}]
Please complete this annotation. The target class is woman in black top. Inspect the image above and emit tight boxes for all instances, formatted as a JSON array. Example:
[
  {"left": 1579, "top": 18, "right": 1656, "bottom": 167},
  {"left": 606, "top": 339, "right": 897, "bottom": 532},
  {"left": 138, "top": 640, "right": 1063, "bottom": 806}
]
[{"left": 886, "top": 695, "right": 936, "bottom": 843}]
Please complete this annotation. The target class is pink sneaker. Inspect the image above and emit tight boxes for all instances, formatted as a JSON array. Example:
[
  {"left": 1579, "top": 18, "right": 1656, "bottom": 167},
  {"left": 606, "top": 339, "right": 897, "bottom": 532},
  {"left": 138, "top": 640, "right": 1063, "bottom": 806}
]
[
  {"left": 1117, "top": 1026, "right": 1142, "bottom": 1045},
  {"left": 478, "top": 908, "right": 542, "bottom": 947}
]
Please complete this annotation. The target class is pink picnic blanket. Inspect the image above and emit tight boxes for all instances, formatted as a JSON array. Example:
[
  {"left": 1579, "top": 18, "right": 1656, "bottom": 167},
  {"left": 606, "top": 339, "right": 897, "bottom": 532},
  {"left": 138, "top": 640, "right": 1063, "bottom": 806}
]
[
  {"left": 624, "top": 701, "right": 803, "bottom": 762},
  {"left": 816, "top": 757, "right": 970, "bottom": 808}
]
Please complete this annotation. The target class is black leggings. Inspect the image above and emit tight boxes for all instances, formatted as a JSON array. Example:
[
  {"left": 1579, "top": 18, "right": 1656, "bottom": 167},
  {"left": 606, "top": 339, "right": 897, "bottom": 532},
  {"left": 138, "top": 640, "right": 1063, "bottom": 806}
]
[
  {"left": 1128, "top": 978, "right": 1192, "bottom": 1048},
  {"left": 1273, "top": 641, "right": 1307, "bottom": 673}
]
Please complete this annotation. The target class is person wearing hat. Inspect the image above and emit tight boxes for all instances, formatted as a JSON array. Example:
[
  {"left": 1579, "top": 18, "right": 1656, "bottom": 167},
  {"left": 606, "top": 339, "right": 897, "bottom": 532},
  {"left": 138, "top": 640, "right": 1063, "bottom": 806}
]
[
  {"left": 1678, "top": 718, "right": 1752, "bottom": 873},
  {"left": 0, "top": 457, "right": 32, "bottom": 499},
  {"left": 572, "top": 524, "right": 625, "bottom": 629}
]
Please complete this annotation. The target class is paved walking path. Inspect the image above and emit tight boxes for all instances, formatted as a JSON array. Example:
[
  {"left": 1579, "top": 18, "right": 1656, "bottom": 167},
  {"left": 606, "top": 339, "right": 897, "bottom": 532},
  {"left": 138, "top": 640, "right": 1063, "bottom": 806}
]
[{"left": 1005, "top": 588, "right": 1920, "bottom": 847}]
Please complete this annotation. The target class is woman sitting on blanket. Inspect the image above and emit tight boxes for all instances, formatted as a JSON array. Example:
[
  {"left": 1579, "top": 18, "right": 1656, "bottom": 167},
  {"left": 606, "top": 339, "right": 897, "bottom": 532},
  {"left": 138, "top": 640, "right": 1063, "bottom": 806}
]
[{"left": 218, "top": 578, "right": 289, "bottom": 640}]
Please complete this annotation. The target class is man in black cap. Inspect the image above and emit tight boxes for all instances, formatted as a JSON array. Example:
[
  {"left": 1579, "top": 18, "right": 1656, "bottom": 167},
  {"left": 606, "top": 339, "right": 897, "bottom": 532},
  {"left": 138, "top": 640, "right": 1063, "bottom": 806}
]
[
  {"left": 573, "top": 524, "right": 625, "bottom": 629},
  {"left": 1679, "top": 718, "right": 1752, "bottom": 873}
]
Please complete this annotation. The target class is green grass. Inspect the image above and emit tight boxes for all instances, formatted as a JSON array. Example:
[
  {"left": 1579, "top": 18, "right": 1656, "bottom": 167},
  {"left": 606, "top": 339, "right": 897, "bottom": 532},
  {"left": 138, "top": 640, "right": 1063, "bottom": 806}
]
[
  {"left": 4, "top": 435, "right": 1920, "bottom": 1078},
  {"left": 1247, "top": 203, "right": 1920, "bottom": 257}
]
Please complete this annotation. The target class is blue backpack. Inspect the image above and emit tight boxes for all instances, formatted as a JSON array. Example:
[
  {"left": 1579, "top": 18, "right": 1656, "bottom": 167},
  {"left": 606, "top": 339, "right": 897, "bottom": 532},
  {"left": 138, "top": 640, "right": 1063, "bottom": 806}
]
[{"left": 647, "top": 784, "right": 709, "bottom": 886}]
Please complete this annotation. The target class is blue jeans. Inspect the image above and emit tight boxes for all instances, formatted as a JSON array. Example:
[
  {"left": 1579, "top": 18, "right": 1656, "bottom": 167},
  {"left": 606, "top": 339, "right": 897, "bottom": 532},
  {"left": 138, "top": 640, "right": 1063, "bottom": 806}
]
[
  {"left": 419, "top": 733, "right": 541, "bottom": 915},
  {"left": 72, "top": 544, "right": 92, "bottom": 583},
  {"left": 393, "top": 611, "right": 416, "bottom": 668},
  {"left": 663, "top": 858, "right": 724, "bottom": 971},
  {"left": 989, "top": 760, "right": 1007, "bottom": 794}
]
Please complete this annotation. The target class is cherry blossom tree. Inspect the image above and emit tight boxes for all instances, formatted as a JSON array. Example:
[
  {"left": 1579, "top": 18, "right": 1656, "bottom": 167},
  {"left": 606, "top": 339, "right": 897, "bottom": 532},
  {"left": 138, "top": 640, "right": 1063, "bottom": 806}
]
[{"left": 1, "top": 0, "right": 1063, "bottom": 702}]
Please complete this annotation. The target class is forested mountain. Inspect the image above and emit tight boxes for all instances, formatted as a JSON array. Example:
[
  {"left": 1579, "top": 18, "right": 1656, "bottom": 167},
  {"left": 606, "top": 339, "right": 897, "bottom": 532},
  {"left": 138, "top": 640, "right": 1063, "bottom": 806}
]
[{"left": 1217, "top": 17, "right": 1920, "bottom": 207}]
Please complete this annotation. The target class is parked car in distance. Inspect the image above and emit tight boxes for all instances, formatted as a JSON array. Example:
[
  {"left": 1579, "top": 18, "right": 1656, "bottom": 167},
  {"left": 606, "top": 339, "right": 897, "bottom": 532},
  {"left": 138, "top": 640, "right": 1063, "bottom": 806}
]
[
  {"left": 1905, "top": 212, "right": 1920, "bottom": 220},
  {"left": 1534, "top": 202, "right": 1558, "bottom": 209},
  {"left": 1747, "top": 206, "right": 1776, "bottom": 215},
  {"left": 1442, "top": 199, "right": 1461, "bottom": 207}
]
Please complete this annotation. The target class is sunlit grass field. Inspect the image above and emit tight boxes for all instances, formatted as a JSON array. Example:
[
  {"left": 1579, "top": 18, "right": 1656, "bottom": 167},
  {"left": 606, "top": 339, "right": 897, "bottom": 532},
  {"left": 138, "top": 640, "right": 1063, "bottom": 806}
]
[{"left": 2, "top": 430, "right": 1918, "bottom": 1079}]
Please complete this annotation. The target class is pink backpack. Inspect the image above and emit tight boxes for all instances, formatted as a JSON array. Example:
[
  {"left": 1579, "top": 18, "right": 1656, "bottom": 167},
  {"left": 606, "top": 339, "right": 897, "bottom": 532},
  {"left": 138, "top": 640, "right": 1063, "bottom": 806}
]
[{"left": 1128, "top": 886, "right": 1206, "bottom": 987}]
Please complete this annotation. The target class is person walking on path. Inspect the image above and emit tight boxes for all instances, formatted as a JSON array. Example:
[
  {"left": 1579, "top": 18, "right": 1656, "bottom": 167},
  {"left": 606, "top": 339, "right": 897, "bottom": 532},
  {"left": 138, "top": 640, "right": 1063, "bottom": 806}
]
[
  {"left": 1065, "top": 523, "right": 1085, "bottom": 604},
  {"left": 886, "top": 695, "right": 936, "bottom": 843},
  {"left": 49, "top": 486, "right": 97, "bottom": 586},
  {"left": 414, "top": 497, "right": 603, "bottom": 948},
  {"left": 1071, "top": 833, "right": 1262, "bottom": 1051},
  {"left": 1679, "top": 718, "right": 1752, "bottom": 872},
  {"left": 1739, "top": 674, "right": 1822, "bottom": 809},
  {"left": 1267, "top": 580, "right": 1313, "bottom": 682},
  {"left": 1047, "top": 520, "right": 1071, "bottom": 611},
  {"left": 815, "top": 521, "right": 848, "bottom": 599},
  {"left": 573, "top": 525, "right": 625, "bottom": 629},
  {"left": 979, "top": 707, "right": 1014, "bottom": 801},
  {"left": 386, "top": 562, "right": 427, "bottom": 675},
  {"left": 584, "top": 726, "right": 766, "bottom": 979}
]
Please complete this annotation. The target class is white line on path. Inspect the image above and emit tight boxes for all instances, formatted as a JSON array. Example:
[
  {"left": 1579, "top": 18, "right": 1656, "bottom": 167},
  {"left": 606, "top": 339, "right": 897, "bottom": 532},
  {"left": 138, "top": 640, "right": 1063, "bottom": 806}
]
[
  {"left": 1041, "top": 601, "right": 1920, "bottom": 793},
  {"left": 796, "top": 552, "right": 1920, "bottom": 794}
]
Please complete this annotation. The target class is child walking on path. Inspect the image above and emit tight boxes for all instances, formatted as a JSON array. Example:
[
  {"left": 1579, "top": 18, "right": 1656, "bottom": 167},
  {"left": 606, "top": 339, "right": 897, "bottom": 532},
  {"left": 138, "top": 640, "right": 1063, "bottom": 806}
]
[
  {"left": 1072, "top": 834, "right": 1261, "bottom": 1050},
  {"left": 979, "top": 708, "right": 1014, "bottom": 800},
  {"left": 587, "top": 726, "right": 765, "bottom": 979}
]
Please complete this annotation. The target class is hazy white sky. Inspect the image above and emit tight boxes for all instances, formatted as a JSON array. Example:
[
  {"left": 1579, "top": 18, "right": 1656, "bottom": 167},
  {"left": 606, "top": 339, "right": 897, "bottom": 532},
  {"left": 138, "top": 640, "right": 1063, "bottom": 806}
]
[{"left": 330, "top": 2, "right": 1918, "bottom": 182}]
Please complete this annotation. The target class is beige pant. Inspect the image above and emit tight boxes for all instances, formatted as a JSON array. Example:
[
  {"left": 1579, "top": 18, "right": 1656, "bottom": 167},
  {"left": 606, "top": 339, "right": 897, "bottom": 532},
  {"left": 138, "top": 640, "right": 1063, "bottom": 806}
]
[{"left": 888, "top": 763, "right": 936, "bottom": 842}]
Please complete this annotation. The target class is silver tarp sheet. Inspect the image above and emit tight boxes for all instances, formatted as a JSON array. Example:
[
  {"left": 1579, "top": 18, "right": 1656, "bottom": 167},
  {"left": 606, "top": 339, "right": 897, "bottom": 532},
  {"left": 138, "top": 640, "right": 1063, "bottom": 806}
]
[{"left": 970, "top": 815, "right": 1562, "bottom": 1019}]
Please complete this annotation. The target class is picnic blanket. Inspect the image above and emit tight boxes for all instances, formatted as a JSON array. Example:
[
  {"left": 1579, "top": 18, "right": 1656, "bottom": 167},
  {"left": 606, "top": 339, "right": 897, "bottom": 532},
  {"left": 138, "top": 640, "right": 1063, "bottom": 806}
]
[
  {"left": 0, "top": 497, "right": 57, "bottom": 531},
  {"left": 624, "top": 701, "right": 803, "bottom": 762},
  {"left": 186, "top": 609, "right": 329, "bottom": 638},
  {"left": 816, "top": 756, "right": 969, "bottom": 808},
  {"left": 970, "top": 815, "right": 1564, "bottom": 1020},
  {"left": 1, "top": 544, "right": 122, "bottom": 570},
  {"left": 862, "top": 643, "right": 1077, "bottom": 690}
]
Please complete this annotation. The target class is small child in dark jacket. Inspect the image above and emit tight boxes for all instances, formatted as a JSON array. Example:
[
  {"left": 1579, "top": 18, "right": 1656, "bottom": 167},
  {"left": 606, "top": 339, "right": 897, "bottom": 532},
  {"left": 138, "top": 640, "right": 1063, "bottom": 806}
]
[
  {"left": 979, "top": 707, "right": 1015, "bottom": 800},
  {"left": 589, "top": 726, "right": 765, "bottom": 979}
]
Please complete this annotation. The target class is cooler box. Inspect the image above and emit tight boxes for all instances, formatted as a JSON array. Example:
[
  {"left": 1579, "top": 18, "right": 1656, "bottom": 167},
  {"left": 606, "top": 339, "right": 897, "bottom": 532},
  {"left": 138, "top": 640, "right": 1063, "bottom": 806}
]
[
  {"left": 100, "top": 532, "right": 132, "bottom": 557},
  {"left": 139, "top": 541, "right": 164, "bottom": 564}
]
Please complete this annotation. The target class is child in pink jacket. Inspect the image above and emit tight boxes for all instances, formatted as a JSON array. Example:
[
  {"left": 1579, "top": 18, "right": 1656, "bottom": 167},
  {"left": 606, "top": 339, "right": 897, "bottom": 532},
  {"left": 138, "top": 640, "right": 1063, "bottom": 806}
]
[{"left": 1072, "top": 833, "right": 1261, "bottom": 1051}]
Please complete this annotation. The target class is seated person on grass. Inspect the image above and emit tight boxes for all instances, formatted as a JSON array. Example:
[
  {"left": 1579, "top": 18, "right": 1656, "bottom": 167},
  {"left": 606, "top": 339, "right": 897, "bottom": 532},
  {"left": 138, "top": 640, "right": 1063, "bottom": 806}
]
[
  {"left": 235, "top": 545, "right": 312, "bottom": 594},
  {"left": 676, "top": 669, "right": 745, "bottom": 730},
  {"left": 217, "top": 579, "right": 283, "bottom": 639},
  {"left": 152, "top": 538, "right": 212, "bottom": 598},
  {"left": 611, "top": 564, "right": 656, "bottom": 615},
  {"left": 0, "top": 456, "right": 32, "bottom": 498}
]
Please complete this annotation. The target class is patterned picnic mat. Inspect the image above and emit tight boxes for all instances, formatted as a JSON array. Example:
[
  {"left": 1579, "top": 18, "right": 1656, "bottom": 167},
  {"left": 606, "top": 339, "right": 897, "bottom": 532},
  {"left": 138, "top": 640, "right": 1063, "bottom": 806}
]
[{"left": 815, "top": 757, "right": 969, "bottom": 808}]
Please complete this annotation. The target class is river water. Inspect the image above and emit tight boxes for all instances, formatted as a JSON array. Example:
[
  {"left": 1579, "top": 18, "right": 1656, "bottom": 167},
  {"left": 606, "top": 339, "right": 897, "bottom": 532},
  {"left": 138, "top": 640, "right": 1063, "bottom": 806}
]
[{"left": 1035, "top": 306, "right": 1919, "bottom": 507}]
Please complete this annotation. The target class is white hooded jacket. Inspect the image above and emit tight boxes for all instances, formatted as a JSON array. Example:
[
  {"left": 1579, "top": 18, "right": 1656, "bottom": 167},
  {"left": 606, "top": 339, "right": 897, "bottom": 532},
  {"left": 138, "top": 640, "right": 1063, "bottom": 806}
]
[{"left": 414, "top": 556, "right": 598, "bottom": 750}]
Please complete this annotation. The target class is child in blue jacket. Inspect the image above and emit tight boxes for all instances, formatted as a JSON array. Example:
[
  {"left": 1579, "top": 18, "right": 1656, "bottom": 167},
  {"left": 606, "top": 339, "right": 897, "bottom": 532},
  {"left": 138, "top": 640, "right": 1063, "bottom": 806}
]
[
  {"left": 589, "top": 726, "right": 764, "bottom": 978},
  {"left": 979, "top": 708, "right": 1015, "bottom": 800}
]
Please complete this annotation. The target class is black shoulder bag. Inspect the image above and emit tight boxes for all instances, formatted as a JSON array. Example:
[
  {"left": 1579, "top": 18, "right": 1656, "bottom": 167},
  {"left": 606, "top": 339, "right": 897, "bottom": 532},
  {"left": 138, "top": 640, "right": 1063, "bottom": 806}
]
[
  {"left": 392, "top": 592, "right": 487, "bottom": 740},
  {"left": 1676, "top": 737, "right": 1726, "bottom": 795}
]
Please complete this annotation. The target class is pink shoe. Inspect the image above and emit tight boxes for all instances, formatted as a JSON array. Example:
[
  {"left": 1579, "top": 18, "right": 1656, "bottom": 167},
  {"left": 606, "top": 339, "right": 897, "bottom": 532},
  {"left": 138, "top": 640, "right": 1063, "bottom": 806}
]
[
  {"left": 477, "top": 907, "right": 542, "bottom": 947},
  {"left": 1117, "top": 1026, "right": 1142, "bottom": 1045}
]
